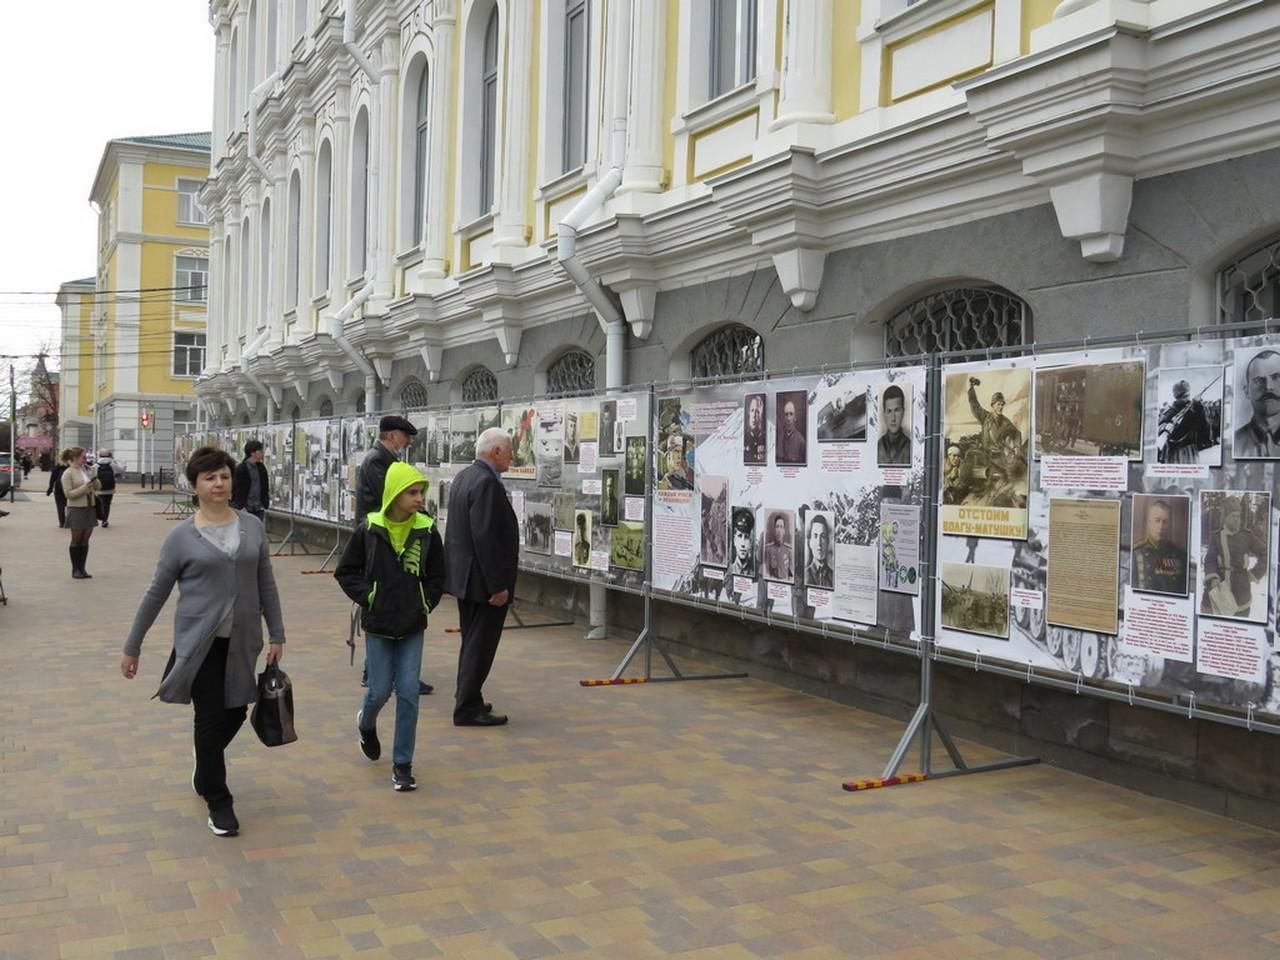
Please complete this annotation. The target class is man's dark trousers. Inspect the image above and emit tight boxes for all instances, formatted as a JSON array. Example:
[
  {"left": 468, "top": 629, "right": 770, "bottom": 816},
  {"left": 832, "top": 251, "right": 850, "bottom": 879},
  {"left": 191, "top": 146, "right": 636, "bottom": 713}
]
[{"left": 454, "top": 599, "right": 508, "bottom": 721}]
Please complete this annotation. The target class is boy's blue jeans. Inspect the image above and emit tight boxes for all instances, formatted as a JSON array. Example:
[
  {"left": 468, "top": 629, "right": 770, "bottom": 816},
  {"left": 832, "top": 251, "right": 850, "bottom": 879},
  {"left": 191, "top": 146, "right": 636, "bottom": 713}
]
[{"left": 361, "top": 631, "right": 424, "bottom": 766}]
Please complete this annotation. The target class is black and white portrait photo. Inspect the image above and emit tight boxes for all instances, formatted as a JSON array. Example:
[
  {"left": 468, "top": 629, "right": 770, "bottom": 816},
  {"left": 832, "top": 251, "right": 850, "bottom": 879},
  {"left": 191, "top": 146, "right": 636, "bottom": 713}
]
[
  {"left": 876, "top": 383, "right": 912, "bottom": 467},
  {"left": 762, "top": 509, "right": 795, "bottom": 583},
  {"left": 625, "top": 436, "right": 646, "bottom": 495},
  {"left": 601, "top": 468, "right": 619, "bottom": 526},
  {"left": 743, "top": 392, "right": 767, "bottom": 465},
  {"left": 1231, "top": 346, "right": 1280, "bottom": 459},
  {"left": 775, "top": 390, "right": 808, "bottom": 466},
  {"left": 1198, "top": 489, "right": 1270, "bottom": 622},
  {"left": 699, "top": 474, "right": 729, "bottom": 568},
  {"left": 803, "top": 510, "right": 834, "bottom": 589},
  {"left": 562, "top": 411, "right": 581, "bottom": 464},
  {"left": 600, "top": 400, "right": 618, "bottom": 456},
  {"left": 1157, "top": 367, "right": 1221, "bottom": 465},
  {"left": 729, "top": 507, "right": 757, "bottom": 577},
  {"left": 1130, "top": 494, "right": 1190, "bottom": 596}
]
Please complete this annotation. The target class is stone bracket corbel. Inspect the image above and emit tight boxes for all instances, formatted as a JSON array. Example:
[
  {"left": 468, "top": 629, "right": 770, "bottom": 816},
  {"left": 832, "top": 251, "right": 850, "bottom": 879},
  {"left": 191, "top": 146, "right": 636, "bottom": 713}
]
[
  {"left": 769, "top": 247, "right": 827, "bottom": 312},
  {"left": 371, "top": 355, "right": 394, "bottom": 385},
  {"left": 325, "top": 368, "right": 344, "bottom": 394},
  {"left": 495, "top": 322, "right": 522, "bottom": 367},
  {"left": 419, "top": 345, "right": 443, "bottom": 382},
  {"left": 618, "top": 281, "right": 657, "bottom": 340},
  {"left": 291, "top": 378, "right": 310, "bottom": 404}
]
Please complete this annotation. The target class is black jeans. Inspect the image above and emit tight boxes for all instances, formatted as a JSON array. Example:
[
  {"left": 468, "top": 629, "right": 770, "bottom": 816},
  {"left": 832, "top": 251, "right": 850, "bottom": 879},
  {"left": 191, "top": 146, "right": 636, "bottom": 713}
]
[
  {"left": 96, "top": 493, "right": 114, "bottom": 523},
  {"left": 190, "top": 637, "right": 248, "bottom": 813},
  {"left": 454, "top": 598, "right": 508, "bottom": 721}
]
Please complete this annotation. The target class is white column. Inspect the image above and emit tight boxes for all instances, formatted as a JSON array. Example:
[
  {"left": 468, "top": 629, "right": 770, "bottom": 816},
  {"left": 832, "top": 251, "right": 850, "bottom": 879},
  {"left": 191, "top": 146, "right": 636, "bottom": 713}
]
[
  {"left": 495, "top": 0, "right": 535, "bottom": 250},
  {"left": 208, "top": 218, "right": 225, "bottom": 370},
  {"left": 213, "top": 25, "right": 230, "bottom": 158},
  {"left": 225, "top": 211, "right": 242, "bottom": 364},
  {"left": 297, "top": 125, "right": 316, "bottom": 328},
  {"left": 268, "top": 164, "right": 288, "bottom": 346},
  {"left": 421, "top": 6, "right": 457, "bottom": 279},
  {"left": 375, "top": 36, "right": 397, "bottom": 298},
  {"left": 773, "top": 0, "right": 834, "bottom": 129},
  {"left": 621, "top": 0, "right": 665, "bottom": 192}
]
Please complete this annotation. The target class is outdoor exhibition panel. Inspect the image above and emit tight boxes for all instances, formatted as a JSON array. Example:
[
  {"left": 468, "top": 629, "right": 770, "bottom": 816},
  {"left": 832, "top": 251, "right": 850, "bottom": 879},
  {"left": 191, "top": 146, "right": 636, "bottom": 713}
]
[
  {"left": 935, "top": 334, "right": 1280, "bottom": 722},
  {"left": 650, "top": 366, "right": 927, "bottom": 649}
]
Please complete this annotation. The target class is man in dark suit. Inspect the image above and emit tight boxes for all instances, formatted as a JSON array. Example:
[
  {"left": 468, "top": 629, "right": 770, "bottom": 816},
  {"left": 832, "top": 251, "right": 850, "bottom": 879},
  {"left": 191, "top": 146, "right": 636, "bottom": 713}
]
[
  {"left": 231, "top": 440, "right": 270, "bottom": 520},
  {"left": 446, "top": 427, "right": 519, "bottom": 727}
]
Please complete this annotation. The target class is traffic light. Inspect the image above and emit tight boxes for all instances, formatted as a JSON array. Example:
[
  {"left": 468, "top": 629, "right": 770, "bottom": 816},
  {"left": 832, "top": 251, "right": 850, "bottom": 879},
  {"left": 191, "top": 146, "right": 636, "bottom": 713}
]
[{"left": 140, "top": 410, "right": 153, "bottom": 429}]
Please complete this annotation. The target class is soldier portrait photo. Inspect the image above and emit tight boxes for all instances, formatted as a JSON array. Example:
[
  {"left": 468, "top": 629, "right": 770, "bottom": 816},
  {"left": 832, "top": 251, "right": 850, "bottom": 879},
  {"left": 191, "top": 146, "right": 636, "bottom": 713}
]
[
  {"left": 876, "top": 382, "right": 912, "bottom": 467},
  {"left": 699, "top": 474, "right": 729, "bottom": 568},
  {"left": 774, "top": 390, "right": 809, "bottom": 466},
  {"left": 1033, "top": 360, "right": 1145, "bottom": 459},
  {"left": 1231, "top": 346, "right": 1280, "bottom": 459},
  {"left": 942, "top": 364, "right": 1031, "bottom": 538},
  {"left": 600, "top": 400, "right": 618, "bottom": 456},
  {"left": 625, "top": 436, "right": 647, "bottom": 495},
  {"left": 742, "top": 392, "right": 767, "bottom": 465},
  {"left": 1197, "top": 490, "right": 1271, "bottom": 622},
  {"left": 562, "top": 411, "right": 581, "bottom": 464},
  {"left": 762, "top": 508, "right": 795, "bottom": 583},
  {"left": 941, "top": 562, "right": 1011, "bottom": 639},
  {"left": 1156, "top": 366, "right": 1220, "bottom": 465},
  {"left": 601, "top": 469, "right": 620, "bottom": 527},
  {"left": 729, "top": 507, "right": 757, "bottom": 578},
  {"left": 803, "top": 510, "right": 835, "bottom": 590},
  {"left": 1130, "top": 494, "right": 1190, "bottom": 596}
]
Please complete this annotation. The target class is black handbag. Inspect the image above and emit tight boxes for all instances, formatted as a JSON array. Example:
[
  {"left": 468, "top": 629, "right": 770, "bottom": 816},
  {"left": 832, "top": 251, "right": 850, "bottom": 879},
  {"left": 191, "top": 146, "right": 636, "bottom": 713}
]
[{"left": 250, "top": 662, "right": 297, "bottom": 747}]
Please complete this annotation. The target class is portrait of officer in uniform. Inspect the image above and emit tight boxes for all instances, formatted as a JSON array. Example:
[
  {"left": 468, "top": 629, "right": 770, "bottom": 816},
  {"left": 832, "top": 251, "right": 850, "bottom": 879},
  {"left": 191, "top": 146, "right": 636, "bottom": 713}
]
[
  {"left": 1130, "top": 494, "right": 1190, "bottom": 596},
  {"left": 1232, "top": 347, "right": 1280, "bottom": 459}
]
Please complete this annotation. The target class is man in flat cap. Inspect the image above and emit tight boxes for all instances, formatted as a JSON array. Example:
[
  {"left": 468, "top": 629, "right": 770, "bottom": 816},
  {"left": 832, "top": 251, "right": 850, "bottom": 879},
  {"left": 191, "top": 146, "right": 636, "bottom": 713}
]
[
  {"left": 968, "top": 377, "right": 1022, "bottom": 489},
  {"left": 355, "top": 414, "right": 433, "bottom": 695}
]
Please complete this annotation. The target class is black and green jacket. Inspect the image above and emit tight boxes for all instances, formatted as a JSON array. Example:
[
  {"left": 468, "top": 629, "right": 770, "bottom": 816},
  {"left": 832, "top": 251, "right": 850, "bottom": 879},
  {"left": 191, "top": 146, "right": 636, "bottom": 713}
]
[{"left": 335, "top": 510, "right": 446, "bottom": 639}]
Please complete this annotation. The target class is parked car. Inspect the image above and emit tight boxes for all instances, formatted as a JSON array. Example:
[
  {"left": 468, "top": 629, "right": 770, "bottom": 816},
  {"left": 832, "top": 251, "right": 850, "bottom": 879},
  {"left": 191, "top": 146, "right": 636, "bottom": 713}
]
[{"left": 0, "top": 453, "right": 20, "bottom": 497}]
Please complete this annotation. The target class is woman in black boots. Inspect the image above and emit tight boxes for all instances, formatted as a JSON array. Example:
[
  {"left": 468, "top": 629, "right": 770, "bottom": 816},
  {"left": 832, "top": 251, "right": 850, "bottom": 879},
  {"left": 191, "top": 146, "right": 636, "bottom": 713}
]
[{"left": 60, "top": 447, "right": 100, "bottom": 579}]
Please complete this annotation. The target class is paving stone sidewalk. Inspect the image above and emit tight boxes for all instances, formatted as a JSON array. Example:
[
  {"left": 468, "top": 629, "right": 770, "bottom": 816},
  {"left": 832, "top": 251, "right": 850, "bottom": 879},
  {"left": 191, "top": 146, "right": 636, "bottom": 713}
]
[{"left": 2, "top": 486, "right": 1279, "bottom": 959}]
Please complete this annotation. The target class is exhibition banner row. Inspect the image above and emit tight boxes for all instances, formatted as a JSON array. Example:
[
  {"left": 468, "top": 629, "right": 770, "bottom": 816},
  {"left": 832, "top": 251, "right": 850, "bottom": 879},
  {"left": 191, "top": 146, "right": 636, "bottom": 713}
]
[{"left": 175, "top": 332, "right": 1280, "bottom": 724}]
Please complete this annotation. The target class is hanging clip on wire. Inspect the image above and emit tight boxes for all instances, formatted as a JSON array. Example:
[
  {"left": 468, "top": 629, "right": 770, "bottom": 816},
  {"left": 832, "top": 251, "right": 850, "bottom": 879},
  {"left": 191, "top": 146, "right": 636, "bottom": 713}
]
[
  {"left": 1074, "top": 671, "right": 1084, "bottom": 694},
  {"left": 1127, "top": 682, "right": 1134, "bottom": 707},
  {"left": 1246, "top": 702, "right": 1256, "bottom": 732},
  {"left": 1025, "top": 661, "right": 1033, "bottom": 683},
  {"left": 1186, "top": 690, "right": 1196, "bottom": 719}
]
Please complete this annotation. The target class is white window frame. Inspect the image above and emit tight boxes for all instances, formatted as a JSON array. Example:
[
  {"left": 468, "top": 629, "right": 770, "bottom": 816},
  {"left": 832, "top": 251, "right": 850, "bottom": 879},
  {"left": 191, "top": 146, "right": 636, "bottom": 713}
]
[
  {"left": 413, "top": 64, "right": 430, "bottom": 247},
  {"left": 314, "top": 139, "right": 333, "bottom": 295},
  {"left": 708, "top": 0, "right": 758, "bottom": 102},
  {"left": 350, "top": 106, "right": 371, "bottom": 280},
  {"left": 561, "top": 0, "right": 590, "bottom": 174},
  {"left": 175, "top": 253, "right": 209, "bottom": 303},
  {"left": 173, "top": 331, "right": 207, "bottom": 379},
  {"left": 480, "top": 7, "right": 500, "bottom": 215},
  {"left": 177, "top": 178, "right": 207, "bottom": 225}
]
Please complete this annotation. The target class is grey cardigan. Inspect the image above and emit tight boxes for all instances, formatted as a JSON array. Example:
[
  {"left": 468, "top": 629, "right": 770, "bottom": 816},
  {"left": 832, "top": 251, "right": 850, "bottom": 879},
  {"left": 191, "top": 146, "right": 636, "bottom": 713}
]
[{"left": 124, "top": 513, "right": 286, "bottom": 706}]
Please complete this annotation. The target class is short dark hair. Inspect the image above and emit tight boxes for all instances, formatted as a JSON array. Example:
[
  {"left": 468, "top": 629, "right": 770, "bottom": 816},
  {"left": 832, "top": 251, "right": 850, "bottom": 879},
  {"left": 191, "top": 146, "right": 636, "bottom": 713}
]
[
  {"left": 186, "top": 445, "right": 236, "bottom": 491},
  {"left": 883, "top": 384, "right": 905, "bottom": 407},
  {"left": 809, "top": 514, "right": 830, "bottom": 536},
  {"left": 244, "top": 439, "right": 264, "bottom": 457}
]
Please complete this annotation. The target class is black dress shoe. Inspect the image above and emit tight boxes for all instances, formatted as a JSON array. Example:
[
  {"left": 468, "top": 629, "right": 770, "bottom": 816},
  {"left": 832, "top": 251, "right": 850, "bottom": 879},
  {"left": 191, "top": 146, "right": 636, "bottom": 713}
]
[
  {"left": 480, "top": 702, "right": 493, "bottom": 714},
  {"left": 418, "top": 681, "right": 434, "bottom": 696},
  {"left": 454, "top": 712, "right": 508, "bottom": 727}
]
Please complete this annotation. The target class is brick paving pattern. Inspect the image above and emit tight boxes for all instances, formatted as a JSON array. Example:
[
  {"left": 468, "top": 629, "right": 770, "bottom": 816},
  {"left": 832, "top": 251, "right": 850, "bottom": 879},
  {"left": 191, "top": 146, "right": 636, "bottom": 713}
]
[{"left": 2, "top": 485, "right": 1279, "bottom": 959}]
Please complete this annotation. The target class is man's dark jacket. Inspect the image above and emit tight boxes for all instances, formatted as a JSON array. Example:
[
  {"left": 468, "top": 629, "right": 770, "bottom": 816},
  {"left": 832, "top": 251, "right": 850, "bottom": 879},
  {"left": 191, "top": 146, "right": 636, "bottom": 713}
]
[
  {"left": 230, "top": 460, "right": 270, "bottom": 511},
  {"left": 445, "top": 460, "right": 519, "bottom": 601},
  {"left": 355, "top": 443, "right": 397, "bottom": 522},
  {"left": 335, "top": 513, "right": 446, "bottom": 638}
]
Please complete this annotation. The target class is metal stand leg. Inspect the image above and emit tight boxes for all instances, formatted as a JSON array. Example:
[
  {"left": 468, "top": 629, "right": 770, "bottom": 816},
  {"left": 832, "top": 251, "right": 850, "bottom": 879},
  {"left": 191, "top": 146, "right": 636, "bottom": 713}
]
[
  {"left": 301, "top": 526, "right": 347, "bottom": 574},
  {"left": 503, "top": 596, "right": 574, "bottom": 631},
  {"left": 580, "top": 587, "right": 748, "bottom": 686}
]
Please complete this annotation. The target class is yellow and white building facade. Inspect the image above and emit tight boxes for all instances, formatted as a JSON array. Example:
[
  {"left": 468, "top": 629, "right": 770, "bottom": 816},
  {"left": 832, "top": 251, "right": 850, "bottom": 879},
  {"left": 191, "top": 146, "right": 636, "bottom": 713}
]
[
  {"left": 67, "top": 134, "right": 212, "bottom": 468},
  {"left": 197, "top": 0, "right": 1280, "bottom": 420}
]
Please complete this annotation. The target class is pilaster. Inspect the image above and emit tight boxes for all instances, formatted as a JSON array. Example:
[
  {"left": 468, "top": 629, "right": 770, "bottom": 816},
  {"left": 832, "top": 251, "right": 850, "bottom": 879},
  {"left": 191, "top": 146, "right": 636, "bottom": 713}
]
[{"left": 494, "top": 0, "right": 535, "bottom": 251}]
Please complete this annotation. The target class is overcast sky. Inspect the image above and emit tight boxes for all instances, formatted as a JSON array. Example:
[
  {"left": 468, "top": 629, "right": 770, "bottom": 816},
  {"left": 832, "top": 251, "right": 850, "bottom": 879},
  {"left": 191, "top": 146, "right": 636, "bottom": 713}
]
[{"left": 0, "top": 2, "right": 214, "bottom": 370}]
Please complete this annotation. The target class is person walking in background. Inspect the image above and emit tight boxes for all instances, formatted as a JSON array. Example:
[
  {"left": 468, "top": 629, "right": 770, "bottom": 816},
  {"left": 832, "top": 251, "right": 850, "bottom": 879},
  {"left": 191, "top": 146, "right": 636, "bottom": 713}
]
[
  {"left": 47, "top": 450, "right": 68, "bottom": 528},
  {"left": 445, "top": 427, "right": 519, "bottom": 728},
  {"left": 336, "top": 462, "right": 445, "bottom": 792},
  {"left": 120, "top": 446, "right": 286, "bottom": 838},
  {"left": 352, "top": 416, "right": 433, "bottom": 697},
  {"left": 231, "top": 440, "right": 270, "bottom": 520},
  {"left": 94, "top": 449, "right": 122, "bottom": 528},
  {"left": 61, "top": 447, "right": 100, "bottom": 578}
]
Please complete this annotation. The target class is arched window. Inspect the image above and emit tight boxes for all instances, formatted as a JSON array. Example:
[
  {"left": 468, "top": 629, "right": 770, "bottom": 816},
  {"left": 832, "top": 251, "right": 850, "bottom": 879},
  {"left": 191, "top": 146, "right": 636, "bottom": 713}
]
[
  {"left": 228, "top": 29, "right": 240, "bottom": 130},
  {"left": 546, "top": 349, "right": 595, "bottom": 395},
  {"left": 562, "top": 0, "right": 590, "bottom": 172},
  {"left": 247, "top": 1, "right": 259, "bottom": 93},
  {"left": 708, "top": 0, "right": 757, "bottom": 101},
  {"left": 480, "top": 7, "right": 499, "bottom": 214},
  {"left": 319, "top": 397, "right": 333, "bottom": 417},
  {"left": 462, "top": 366, "right": 498, "bottom": 403},
  {"left": 350, "top": 107, "right": 370, "bottom": 277},
  {"left": 293, "top": 0, "right": 307, "bottom": 42},
  {"left": 355, "top": 393, "right": 367, "bottom": 414},
  {"left": 1217, "top": 235, "right": 1280, "bottom": 325},
  {"left": 259, "top": 198, "right": 271, "bottom": 327},
  {"left": 690, "top": 324, "right": 763, "bottom": 379},
  {"left": 401, "top": 379, "right": 429, "bottom": 409},
  {"left": 286, "top": 171, "right": 301, "bottom": 309},
  {"left": 412, "top": 64, "right": 430, "bottom": 246},
  {"left": 315, "top": 139, "right": 332, "bottom": 293},
  {"left": 239, "top": 214, "right": 252, "bottom": 337},
  {"left": 884, "top": 287, "right": 1030, "bottom": 357}
]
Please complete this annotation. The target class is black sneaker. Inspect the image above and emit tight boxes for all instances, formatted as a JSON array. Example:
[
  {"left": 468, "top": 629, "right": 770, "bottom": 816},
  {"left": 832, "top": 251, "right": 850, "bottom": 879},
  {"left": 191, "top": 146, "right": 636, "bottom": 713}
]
[
  {"left": 418, "top": 681, "right": 433, "bottom": 696},
  {"left": 207, "top": 807, "right": 239, "bottom": 837},
  {"left": 357, "top": 710, "right": 380, "bottom": 761},
  {"left": 392, "top": 764, "right": 417, "bottom": 791}
]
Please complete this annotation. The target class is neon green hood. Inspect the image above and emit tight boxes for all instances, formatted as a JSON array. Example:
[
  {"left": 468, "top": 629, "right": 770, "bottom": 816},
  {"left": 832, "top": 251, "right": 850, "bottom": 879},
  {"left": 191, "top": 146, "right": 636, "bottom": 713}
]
[{"left": 380, "top": 461, "right": 429, "bottom": 515}]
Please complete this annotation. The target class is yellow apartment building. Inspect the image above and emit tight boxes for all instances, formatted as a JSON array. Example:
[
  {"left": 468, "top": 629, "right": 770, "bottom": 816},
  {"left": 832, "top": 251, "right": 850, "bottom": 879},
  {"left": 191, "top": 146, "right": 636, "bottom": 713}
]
[{"left": 73, "top": 132, "right": 212, "bottom": 472}]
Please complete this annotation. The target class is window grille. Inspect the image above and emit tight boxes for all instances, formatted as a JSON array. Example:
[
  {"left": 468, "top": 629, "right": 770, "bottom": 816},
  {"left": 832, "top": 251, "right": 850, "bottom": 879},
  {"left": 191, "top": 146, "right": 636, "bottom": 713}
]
[
  {"left": 884, "top": 287, "right": 1029, "bottom": 358},
  {"left": 173, "top": 332, "right": 206, "bottom": 377},
  {"left": 462, "top": 367, "right": 498, "bottom": 403},
  {"left": 401, "top": 379, "right": 429, "bottom": 409},
  {"left": 1217, "top": 236, "right": 1280, "bottom": 326},
  {"left": 690, "top": 324, "right": 763, "bottom": 380},
  {"left": 289, "top": 405, "right": 301, "bottom": 420},
  {"left": 546, "top": 350, "right": 595, "bottom": 395}
]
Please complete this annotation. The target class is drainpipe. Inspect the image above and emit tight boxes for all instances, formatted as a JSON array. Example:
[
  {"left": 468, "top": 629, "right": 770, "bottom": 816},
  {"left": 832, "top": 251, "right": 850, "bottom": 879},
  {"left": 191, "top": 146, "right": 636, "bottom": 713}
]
[
  {"left": 247, "top": 71, "right": 280, "bottom": 181},
  {"left": 556, "top": 108, "right": 630, "bottom": 641},
  {"left": 239, "top": 328, "right": 275, "bottom": 423},
  {"left": 331, "top": 1, "right": 382, "bottom": 415}
]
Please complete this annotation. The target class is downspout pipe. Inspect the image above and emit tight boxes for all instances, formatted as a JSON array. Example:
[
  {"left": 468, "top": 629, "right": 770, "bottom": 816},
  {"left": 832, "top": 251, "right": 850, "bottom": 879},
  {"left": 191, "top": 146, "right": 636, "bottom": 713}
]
[
  {"left": 247, "top": 71, "right": 280, "bottom": 181},
  {"left": 239, "top": 328, "right": 275, "bottom": 423},
  {"left": 333, "top": 0, "right": 382, "bottom": 415}
]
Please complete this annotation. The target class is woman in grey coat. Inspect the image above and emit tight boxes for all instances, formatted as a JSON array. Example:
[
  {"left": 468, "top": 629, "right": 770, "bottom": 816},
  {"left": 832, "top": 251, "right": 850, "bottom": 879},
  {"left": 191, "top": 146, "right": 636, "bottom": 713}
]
[{"left": 120, "top": 446, "right": 286, "bottom": 838}]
